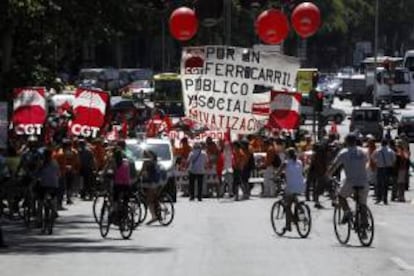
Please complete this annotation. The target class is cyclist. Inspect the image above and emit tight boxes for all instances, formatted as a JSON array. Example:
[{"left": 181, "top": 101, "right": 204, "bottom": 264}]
[
  {"left": 139, "top": 150, "right": 162, "bottom": 225},
  {"left": 109, "top": 147, "right": 132, "bottom": 222},
  {"left": 275, "top": 148, "right": 305, "bottom": 232},
  {"left": 38, "top": 148, "right": 60, "bottom": 222},
  {"left": 327, "top": 133, "right": 369, "bottom": 227},
  {"left": 16, "top": 136, "right": 43, "bottom": 180}
]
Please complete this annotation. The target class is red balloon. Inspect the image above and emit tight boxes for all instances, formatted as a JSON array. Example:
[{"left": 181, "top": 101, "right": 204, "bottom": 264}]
[
  {"left": 255, "top": 9, "right": 289, "bottom": 45},
  {"left": 291, "top": 2, "right": 321, "bottom": 38},
  {"left": 169, "top": 7, "right": 198, "bottom": 41}
]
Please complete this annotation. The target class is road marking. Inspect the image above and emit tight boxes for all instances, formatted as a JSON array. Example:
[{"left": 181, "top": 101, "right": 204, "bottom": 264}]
[{"left": 391, "top": 257, "right": 414, "bottom": 271}]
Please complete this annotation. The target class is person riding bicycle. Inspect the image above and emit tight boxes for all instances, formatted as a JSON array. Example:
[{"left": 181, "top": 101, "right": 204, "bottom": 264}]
[
  {"left": 327, "top": 133, "right": 369, "bottom": 227},
  {"left": 16, "top": 136, "right": 43, "bottom": 180},
  {"left": 109, "top": 147, "right": 132, "bottom": 222},
  {"left": 139, "top": 150, "right": 162, "bottom": 225},
  {"left": 37, "top": 148, "right": 60, "bottom": 222},
  {"left": 275, "top": 148, "right": 305, "bottom": 232}
]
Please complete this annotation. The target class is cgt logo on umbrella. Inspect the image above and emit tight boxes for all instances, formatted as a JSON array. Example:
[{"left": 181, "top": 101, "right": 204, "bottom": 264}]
[
  {"left": 13, "top": 87, "right": 47, "bottom": 135},
  {"left": 70, "top": 88, "right": 109, "bottom": 138},
  {"left": 182, "top": 48, "right": 205, "bottom": 75}
]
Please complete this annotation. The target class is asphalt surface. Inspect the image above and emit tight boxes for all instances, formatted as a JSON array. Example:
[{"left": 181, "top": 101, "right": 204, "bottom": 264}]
[{"left": 1, "top": 99, "right": 414, "bottom": 276}]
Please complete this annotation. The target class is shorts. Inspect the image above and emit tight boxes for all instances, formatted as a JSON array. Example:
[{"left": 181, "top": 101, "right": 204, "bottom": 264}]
[{"left": 339, "top": 184, "right": 368, "bottom": 205}]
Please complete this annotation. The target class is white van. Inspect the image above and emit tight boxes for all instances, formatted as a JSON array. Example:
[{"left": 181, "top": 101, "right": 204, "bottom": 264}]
[{"left": 403, "top": 50, "right": 414, "bottom": 100}]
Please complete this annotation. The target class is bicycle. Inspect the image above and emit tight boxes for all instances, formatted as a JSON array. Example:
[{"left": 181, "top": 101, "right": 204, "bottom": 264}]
[
  {"left": 270, "top": 190, "right": 312, "bottom": 238},
  {"left": 40, "top": 190, "right": 57, "bottom": 235},
  {"left": 333, "top": 186, "right": 375, "bottom": 247},
  {"left": 137, "top": 178, "right": 174, "bottom": 226},
  {"left": 99, "top": 189, "right": 135, "bottom": 239}
]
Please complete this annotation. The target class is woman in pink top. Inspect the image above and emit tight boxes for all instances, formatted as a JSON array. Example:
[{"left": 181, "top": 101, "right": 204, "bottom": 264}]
[{"left": 112, "top": 148, "right": 132, "bottom": 206}]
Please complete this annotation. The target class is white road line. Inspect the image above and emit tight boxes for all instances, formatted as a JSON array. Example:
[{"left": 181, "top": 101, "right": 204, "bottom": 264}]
[{"left": 390, "top": 257, "right": 414, "bottom": 271}]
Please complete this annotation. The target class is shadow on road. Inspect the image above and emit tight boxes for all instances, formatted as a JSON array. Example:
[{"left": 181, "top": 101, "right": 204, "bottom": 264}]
[{"left": 1, "top": 213, "right": 175, "bottom": 256}]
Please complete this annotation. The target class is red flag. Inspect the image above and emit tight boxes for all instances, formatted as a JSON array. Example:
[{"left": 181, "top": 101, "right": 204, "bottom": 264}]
[
  {"left": 269, "top": 91, "right": 302, "bottom": 130},
  {"left": 146, "top": 114, "right": 172, "bottom": 137},
  {"left": 13, "top": 87, "right": 47, "bottom": 135},
  {"left": 121, "top": 115, "right": 128, "bottom": 138}
]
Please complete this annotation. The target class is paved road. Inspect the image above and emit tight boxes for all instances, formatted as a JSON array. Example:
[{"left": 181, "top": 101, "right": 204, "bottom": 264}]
[
  {"left": 1, "top": 189, "right": 414, "bottom": 276},
  {"left": 2, "top": 99, "right": 414, "bottom": 276}
]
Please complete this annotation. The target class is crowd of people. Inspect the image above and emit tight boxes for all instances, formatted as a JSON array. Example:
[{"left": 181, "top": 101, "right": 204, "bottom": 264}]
[{"left": 0, "top": 117, "right": 412, "bottom": 246}]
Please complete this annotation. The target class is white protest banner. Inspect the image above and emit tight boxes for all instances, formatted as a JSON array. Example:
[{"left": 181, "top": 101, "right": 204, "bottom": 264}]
[
  {"left": 181, "top": 45, "right": 300, "bottom": 134},
  {"left": 0, "top": 103, "right": 8, "bottom": 148}
]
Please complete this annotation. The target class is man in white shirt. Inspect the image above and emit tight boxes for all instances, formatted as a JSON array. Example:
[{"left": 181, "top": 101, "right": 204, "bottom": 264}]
[
  {"left": 328, "top": 133, "right": 369, "bottom": 222},
  {"left": 371, "top": 139, "right": 396, "bottom": 204},
  {"left": 187, "top": 143, "right": 208, "bottom": 201}
]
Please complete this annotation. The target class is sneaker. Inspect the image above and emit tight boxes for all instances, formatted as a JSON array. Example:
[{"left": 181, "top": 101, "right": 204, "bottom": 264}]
[{"left": 341, "top": 211, "right": 352, "bottom": 224}]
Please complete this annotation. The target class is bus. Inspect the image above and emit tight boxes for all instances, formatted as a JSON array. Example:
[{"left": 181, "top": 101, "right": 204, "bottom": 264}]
[{"left": 153, "top": 73, "right": 185, "bottom": 117}]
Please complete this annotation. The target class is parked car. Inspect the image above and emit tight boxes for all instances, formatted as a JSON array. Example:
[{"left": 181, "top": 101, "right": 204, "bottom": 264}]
[
  {"left": 349, "top": 107, "right": 383, "bottom": 140},
  {"left": 397, "top": 115, "right": 414, "bottom": 141},
  {"left": 300, "top": 96, "right": 346, "bottom": 124}
]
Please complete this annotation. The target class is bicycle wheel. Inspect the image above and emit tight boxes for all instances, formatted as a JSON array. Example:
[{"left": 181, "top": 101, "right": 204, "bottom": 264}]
[
  {"left": 23, "top": 199, "right": 33, "bottom": 228},
  {"left": 356, "top": 205, "right": 374, "bottom": 247},
  {"left": 270, "top": 200, "right": 286, "bottom": 236},
  {"left": 99, "top": 200, "right": 111, "bottom": 238},
  {"left": 333, "top": 206, "right": 351, "bottom": 245},
  {"left": 119, "top": 206, "right": 134, "bottom": 240},
  {"left": 157, "top": 194, "right": 174, "bottom": 226},
  {"left": 43, "top": 203, "right": 54, "bottom": 235},
  {"left": 137, "top": 193, "right": 148, "bottom": 224},
  {"left": 93, "top": 195, "right": 105, "bottom": 224},
  {"left": 129, "top": 195, "right": 142, "bottom": 229},
  {"left": 295, "top": 202, "right": 312, "bottom": 238}
]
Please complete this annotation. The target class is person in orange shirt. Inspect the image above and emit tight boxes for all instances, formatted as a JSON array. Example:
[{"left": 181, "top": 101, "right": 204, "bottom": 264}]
[
  {"left": 54, "top": 139, "right": 80, "bottom": 207},
  {"left": 248, "top": 134, "right": 264, "bottom": 153},
  {"left": 92, "top": 138, "right": 106, "bottom": 171},
  {"left": 173, "top": 137, "right": 192, "bottom": 170},
  {"left": 262, "top": 139, "right": 281, "bottom": 197},
  {"left": 232, "top": 142, "right": 249, "bottom": 201}
]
